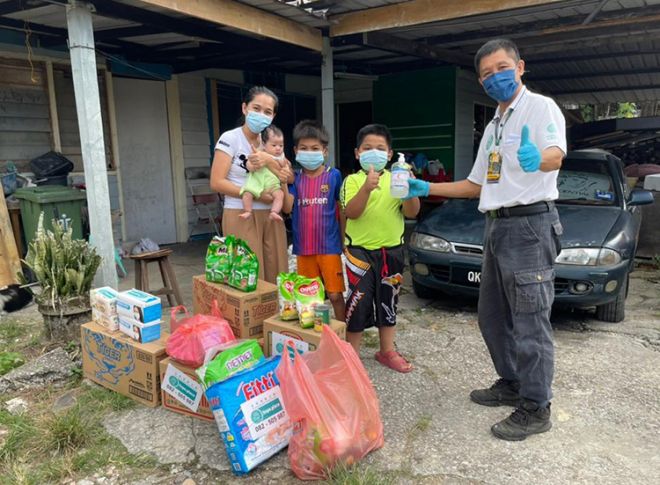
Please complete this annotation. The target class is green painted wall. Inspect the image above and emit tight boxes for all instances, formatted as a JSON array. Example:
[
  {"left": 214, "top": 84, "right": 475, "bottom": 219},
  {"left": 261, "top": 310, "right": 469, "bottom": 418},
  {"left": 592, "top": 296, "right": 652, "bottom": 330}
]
[{"left": 373, "top": 67, "right": 456, "bottom": 173}]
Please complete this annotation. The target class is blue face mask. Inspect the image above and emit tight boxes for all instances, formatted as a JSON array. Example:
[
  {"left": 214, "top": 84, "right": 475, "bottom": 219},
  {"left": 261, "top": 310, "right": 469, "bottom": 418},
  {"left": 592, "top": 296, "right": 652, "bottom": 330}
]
[
  {"left": 245, "top": 111, "right": 273, "bottom": 134},
  {"left": 296, "top": 150, "right": 325, "bottom": 170},
  {"left": 482, "top": 69, "right": 520, "bottom": 102},
  {"left": 359, "top": 149, "right": 389, "bottom": 172}
]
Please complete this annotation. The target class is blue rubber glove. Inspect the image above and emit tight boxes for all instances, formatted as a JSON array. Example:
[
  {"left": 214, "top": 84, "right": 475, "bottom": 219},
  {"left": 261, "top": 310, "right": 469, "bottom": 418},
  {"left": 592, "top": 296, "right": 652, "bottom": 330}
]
[
  {"left": 517, "top": 125, "right": 542, "bottom": 172},
  {"left": 404, "top": 178, "right": 430, "bottom": 200}
]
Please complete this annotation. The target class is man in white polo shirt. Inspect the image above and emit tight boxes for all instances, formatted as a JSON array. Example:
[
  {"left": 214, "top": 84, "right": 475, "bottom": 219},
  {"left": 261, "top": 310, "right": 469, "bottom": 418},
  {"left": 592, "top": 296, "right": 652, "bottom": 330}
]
[{"left": 408, "top": 38, "right": 566, "bottom": 441}]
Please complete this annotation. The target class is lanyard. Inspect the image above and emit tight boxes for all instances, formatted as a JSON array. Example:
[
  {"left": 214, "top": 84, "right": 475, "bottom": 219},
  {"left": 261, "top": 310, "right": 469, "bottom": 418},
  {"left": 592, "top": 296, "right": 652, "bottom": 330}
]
[{"left": 493, "top": 87, "right": 527, "bottom": 148}]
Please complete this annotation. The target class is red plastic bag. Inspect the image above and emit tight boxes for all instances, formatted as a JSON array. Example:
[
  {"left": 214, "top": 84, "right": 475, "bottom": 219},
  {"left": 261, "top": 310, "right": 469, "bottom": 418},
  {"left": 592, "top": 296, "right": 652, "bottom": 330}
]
[
  {"left": 276, "top": 326, "right": 384, "bottom": 480},
  {"left": 166, "top": 301, "right": 236, "bottom": 368}
]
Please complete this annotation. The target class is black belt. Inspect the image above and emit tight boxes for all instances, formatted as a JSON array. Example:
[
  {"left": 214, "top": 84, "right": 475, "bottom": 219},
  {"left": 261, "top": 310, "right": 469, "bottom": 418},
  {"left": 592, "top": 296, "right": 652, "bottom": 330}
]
[{"left": 488, "top": 201, "right": 554, "bottom": 219}]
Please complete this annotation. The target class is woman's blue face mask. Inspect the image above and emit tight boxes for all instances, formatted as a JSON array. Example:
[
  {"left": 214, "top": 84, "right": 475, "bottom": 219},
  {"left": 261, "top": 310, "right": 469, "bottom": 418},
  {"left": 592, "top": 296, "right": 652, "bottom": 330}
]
[
  {"left": 482, "top": 68, "right": 520, "bottom": 103},
  {"left": 296, "top": 150, "right": 325, "bottom": 170},
  {"left": 359, "top": 149, "right": 388, "bottom": 172},
  {"left": 245, "top": 111, "right": 273, "bottom": 134}
]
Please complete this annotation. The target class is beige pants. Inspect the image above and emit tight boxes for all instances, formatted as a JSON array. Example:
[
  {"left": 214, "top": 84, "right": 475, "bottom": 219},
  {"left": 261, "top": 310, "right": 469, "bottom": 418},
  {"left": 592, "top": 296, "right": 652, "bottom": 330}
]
[{"left": 222, "top": 209, "right": 288, "bottom": 284}]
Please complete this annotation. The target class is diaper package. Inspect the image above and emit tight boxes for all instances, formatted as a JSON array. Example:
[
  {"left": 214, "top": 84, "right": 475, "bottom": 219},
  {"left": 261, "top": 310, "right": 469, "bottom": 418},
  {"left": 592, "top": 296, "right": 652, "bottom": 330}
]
[
  {"left": 205, "top": 356, "right": 291, "bottom": 475},
  {"left": 198, "top": 340, "right": 264, "bottom": 387}
]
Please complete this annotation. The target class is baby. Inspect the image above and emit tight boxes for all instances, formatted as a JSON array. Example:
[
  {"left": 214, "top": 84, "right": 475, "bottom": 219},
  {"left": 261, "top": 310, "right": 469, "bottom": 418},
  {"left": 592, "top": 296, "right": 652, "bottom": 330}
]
[{"left": 240, "top": 125, "right": 286, "bottom": 222}]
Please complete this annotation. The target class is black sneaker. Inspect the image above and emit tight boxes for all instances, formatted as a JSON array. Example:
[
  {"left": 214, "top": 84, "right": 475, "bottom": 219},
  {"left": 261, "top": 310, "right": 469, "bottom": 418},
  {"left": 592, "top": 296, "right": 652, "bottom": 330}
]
[
  {"left": 491, "top": 400, "right": 552, "bottom": 441},
  {"left": 470, "top": 378, "right": 520, "bottom": 407}
]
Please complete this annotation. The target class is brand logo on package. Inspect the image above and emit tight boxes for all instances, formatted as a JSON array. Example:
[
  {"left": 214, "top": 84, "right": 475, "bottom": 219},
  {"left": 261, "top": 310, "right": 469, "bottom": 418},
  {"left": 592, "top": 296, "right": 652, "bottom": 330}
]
[
  {"left": 225, "top": 350, "right": 254, "bottom": 372},
  {"left": 84, "top": 329, "right": 135, "bottom": 385},
  {"left": 298, "top": 281, "right": 320, "bottom": 297},
  {"left": 163, "top": 364, "right": 203, "bottom": 412},
  {"left": 272, "top": 331, "right": 309, "bottom": 358},
  {"left": 239, "top": 371, "right": 277, "bottom": 400}
]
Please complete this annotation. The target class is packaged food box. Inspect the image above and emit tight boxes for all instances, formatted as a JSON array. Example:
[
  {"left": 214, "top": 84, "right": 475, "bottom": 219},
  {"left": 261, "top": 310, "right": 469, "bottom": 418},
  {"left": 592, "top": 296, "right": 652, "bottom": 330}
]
[
  {"left": 205, "top": 356, "right": 291, "bottom": 475},
  {"left": 263, "top": 316, "right": 347, "bottom": 357},
  {"left": 192, "top": 276, "right": 278, "bottom": 339},
  {"left": 118, "top": 314, "right": 161, "bottom": 343},
  {"left": 90, "top": 286, "right": 119, "bottom": 331},
  {"left": 117, "top": 289, "right": 162, "bottom": 324},
  {"left": 81, "top": 321, "right": 168, "bottom": 407},
  {"left": 159, "top": 357, "right": 213, "bottom": 421}
]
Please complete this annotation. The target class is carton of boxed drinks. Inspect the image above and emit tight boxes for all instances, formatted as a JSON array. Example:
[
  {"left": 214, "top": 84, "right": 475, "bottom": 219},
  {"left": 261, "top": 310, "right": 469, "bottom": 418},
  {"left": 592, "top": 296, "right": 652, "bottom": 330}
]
[
  {"left": 118, "top": 314, "right": 161, "bottom": 343},
  {"left": 81, "top": 321, "right": 168, "bottom": 407},
  {"left": 90, "top": 286, "right": 119, "bottom": 331},
  {"left": 159, "top": 357, "right": 213, "bottom": 421},
  {"left": 262, "top": 316, "right": 347, "bottom": 358},
  {"left": 192, "top": 275, "right": 278, "bottom": 339},
  {"left": 116, "top": 289, "right": 162, "bottom": 324}
]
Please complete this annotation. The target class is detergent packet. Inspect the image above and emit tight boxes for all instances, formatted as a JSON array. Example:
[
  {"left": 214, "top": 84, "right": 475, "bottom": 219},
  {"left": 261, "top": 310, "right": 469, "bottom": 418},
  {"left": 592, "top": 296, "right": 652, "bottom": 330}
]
[
  {"left": 206, "top": 235, "right": 235, "bottom": 284},
  {"left": 277, "top": 272, "right": 299, "bottom": 321},
  {"left": 198, "top": 339, "right": 264, "bottom": 388},
  {"left": 294, "top": 277, "right": 325, "bottom": 329},
  {"left": 205, "top": 356, "right": 291, "bottom": 475}
]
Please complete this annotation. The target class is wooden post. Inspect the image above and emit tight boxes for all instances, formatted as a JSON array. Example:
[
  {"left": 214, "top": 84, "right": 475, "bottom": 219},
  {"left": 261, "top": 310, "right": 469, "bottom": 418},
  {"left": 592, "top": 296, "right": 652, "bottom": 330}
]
[
  {"left": 45, "top": 61, "right": 62, "bottom": 153},
  {"left": 166, "top": 75, "right": 189, "bottom": 243},
  {"left": 66, "top": 1, "right": 117, "bottom": 288},
  {"left": 321, "top": 36, "right": 336, "bottom": 166}
]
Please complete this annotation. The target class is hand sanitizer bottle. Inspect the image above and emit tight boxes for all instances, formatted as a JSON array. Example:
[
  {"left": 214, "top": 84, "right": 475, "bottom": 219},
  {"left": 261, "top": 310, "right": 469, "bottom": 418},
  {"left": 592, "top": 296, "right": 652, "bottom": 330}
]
[{"left": 390, "top": 152, "right": 409, "bottom": 199}]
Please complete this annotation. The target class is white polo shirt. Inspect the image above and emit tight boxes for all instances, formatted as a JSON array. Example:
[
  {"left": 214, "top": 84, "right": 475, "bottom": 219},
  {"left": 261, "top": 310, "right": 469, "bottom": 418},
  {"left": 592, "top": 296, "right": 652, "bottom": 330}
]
[{"left": 468, "top": 86, "right": 567, "bottom": 212}]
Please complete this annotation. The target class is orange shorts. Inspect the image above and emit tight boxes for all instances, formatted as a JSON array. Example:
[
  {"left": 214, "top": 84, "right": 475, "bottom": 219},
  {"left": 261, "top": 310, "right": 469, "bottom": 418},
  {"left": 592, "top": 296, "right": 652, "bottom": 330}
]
[{"left": 296, "top": 254, "right": 345, "bottom": 294}]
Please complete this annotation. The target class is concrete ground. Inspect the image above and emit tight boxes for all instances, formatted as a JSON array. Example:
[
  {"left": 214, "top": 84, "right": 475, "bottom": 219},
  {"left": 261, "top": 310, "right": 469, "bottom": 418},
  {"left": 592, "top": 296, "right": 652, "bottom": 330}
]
[{"left": 4, "top": 242, "right": 660, "bottom": 484}]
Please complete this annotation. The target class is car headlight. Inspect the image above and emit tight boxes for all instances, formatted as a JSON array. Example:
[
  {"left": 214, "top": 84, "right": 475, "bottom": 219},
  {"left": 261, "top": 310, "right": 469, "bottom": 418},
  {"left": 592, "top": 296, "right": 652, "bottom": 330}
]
[
  {"left": 555, "top": 248, "right": 621, "bottom": 266},
  {"left": 410, "top": 233, "right": 451, "bottom": 252}
]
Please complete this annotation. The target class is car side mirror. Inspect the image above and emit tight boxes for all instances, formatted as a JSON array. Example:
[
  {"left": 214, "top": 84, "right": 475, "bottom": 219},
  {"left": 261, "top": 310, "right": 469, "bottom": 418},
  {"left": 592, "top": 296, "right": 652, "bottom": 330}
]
[{"left": 628, "top": 190, "right": 654, "bottom": 206}]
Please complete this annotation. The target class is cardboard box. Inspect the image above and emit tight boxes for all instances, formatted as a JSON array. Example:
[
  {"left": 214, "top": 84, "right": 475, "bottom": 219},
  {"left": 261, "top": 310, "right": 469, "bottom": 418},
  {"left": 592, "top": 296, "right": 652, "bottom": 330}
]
[
  {"left": 159, "top": 358, "right": 214, "bottom": 421},
  {"left": 192, "top": 275, "right": 278, "bottom": 339},
  {"left": 90, "top": 287, "right": 119, "bottom": 331},
  {"left": 263, "top": 316, "right": 347, "bottom": 357},
  {"left": 81, "top": 321, "right": 168, "bottom": 407},
  {"left": 118, "top": 314, "right": 161, "bottom": 343},
  {"left": 117, "top": 289, "right": 162, "bottom": 323}
]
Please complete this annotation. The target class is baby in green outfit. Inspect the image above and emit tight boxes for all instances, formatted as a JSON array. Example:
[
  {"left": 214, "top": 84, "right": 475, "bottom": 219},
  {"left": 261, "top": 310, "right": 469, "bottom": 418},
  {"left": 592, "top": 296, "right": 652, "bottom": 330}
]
[{"left": 240, "top": 125, "right": 286, "bottom": 222}]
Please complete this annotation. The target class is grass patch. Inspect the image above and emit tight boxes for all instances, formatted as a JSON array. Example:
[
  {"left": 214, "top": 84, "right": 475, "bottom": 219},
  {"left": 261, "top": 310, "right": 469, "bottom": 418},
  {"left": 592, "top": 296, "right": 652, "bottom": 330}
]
[
  {"left": 45, "top": 407, "right": 93, "bottom": 452},
  {"left": 412, "top": 414, "right": 432, "bottom": 434},
  {"left": 0, "top": 385, "right": 150, "bottom": 485},
  {"left": 0, "top": 352, "right": 24, "bottom": 375},
  {"left": 328, "top": 462, "right": 395, "bottom": 485},
  {"left": 0, "top": 322, "right": 27, "bottom": 341}
]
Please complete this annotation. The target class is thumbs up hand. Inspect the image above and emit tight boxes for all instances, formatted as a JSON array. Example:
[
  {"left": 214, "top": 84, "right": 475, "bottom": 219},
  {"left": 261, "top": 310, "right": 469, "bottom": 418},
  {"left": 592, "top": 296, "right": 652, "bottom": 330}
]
[{"left": 517, "top": 125, "right": 542, "bottom": 172}]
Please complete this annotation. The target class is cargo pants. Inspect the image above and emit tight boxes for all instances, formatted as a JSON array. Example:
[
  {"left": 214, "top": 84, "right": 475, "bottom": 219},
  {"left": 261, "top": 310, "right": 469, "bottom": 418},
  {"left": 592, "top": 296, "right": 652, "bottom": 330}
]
[{"left": 478, "top": 208, "right": 562, "bottom": 406}]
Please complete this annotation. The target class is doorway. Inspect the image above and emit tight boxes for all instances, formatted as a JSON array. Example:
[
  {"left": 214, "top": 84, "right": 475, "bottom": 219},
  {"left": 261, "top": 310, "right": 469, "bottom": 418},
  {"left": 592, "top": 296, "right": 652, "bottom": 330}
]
[{"left": 114, "top": 77, "right": 177, "bottom": 244}]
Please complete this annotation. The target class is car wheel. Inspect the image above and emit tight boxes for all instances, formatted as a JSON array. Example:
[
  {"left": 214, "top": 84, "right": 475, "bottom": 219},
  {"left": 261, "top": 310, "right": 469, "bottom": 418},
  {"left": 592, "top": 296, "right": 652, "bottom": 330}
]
[
  {"left": 595, "top": 276, "right": 628, "bottom": 323},
  {"left": 413, "top": 279, "right": 437, "bottom": 300}
]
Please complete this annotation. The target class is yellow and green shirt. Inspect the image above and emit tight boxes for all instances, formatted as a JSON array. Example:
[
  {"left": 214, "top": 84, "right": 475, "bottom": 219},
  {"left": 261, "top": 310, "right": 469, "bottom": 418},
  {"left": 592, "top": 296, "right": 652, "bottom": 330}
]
[{"left": 340, "top": 170, "right": 404, "bottom": 250}]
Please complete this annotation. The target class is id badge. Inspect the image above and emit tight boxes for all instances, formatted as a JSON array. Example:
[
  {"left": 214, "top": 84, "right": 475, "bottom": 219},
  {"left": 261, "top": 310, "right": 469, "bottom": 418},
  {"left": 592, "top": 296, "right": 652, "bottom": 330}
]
[{"left": 487, "top": 151, "right": 502, "bottom": 184}]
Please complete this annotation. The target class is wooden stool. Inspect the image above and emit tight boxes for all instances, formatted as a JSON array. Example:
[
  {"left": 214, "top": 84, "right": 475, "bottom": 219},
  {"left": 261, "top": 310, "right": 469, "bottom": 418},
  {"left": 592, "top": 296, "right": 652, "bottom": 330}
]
[{"left": 129, "top": 249, "right": 183, "bottom": 307}]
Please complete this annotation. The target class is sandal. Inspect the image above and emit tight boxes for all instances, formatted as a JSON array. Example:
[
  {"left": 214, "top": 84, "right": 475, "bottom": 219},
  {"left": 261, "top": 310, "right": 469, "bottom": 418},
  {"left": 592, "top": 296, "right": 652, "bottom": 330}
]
[{"left": 375, "top": 350, "right": 413, "bottom": 373}]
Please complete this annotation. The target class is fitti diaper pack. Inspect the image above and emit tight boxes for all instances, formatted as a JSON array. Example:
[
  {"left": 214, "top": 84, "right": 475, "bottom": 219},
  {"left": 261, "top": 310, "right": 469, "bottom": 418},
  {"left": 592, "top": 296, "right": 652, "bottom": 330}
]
[{"left": 204, "top": 356, "right": 291, "bottom": 475}]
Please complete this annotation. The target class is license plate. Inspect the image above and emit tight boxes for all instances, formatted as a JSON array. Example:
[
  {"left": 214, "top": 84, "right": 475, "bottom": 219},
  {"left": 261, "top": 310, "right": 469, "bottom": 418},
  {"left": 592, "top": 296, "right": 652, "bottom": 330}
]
[{"left": 452, "top": 267, "right": 481, "bottom": 287}]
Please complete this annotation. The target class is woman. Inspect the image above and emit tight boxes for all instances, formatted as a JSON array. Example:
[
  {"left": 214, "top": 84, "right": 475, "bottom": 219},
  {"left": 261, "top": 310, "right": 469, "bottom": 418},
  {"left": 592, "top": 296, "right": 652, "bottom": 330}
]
[{"left": 210, "top": 86, "right": 291, "bottom": 284}]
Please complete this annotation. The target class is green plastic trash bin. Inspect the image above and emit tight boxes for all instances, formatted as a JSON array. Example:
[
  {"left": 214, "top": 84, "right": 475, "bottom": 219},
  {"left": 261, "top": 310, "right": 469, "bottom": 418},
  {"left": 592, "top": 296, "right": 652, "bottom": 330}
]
[{"left": 14, "top": 186, "right": 87, "bottom": 243}]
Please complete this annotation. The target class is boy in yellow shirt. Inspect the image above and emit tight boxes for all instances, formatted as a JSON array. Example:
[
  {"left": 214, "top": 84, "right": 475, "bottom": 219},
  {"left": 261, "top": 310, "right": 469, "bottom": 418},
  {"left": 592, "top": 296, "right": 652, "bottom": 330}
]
[{"left": 341, "top": 124, "right": 420, "bottom": 373}]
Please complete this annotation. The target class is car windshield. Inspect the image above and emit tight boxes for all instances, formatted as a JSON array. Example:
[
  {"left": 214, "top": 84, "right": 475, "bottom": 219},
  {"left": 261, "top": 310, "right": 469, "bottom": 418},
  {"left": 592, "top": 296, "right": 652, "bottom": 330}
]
[{"left": 557, "top": 159, "right": 617, "bottom": 206}]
